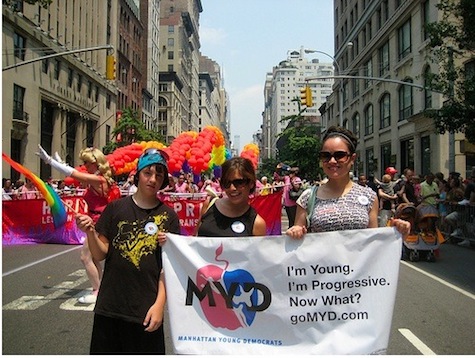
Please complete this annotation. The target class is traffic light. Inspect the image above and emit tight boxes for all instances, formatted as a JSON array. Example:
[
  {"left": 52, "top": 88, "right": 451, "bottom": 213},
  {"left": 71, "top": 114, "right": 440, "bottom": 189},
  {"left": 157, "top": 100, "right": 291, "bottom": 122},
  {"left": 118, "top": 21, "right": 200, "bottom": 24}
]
[
  {"left": 300, "top": 85, "right": 313, "bottom": 107},
  {"left": 106, "top": 54, "right": 116, "bottom": 80},
  {"left": 306, "top": 86, "right": 313, "bottom": 107}
]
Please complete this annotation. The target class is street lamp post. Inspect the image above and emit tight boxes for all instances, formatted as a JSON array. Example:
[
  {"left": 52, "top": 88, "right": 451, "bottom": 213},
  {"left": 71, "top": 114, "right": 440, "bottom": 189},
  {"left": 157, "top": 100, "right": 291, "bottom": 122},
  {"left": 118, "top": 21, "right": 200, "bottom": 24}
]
[{"left": 304, "top": 45, "right": 351, "bottom": 128}]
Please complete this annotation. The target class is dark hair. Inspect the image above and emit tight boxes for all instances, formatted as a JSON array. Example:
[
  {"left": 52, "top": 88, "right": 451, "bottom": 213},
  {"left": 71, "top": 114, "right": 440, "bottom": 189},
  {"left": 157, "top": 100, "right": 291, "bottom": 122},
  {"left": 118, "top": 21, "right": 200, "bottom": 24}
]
[
  {"left": 220, "top": 157, "right": 257, "bottom": 193},
  {"left": 134, "top": 164, "right": 169, "bottom": 189},
  {"left": 322, "top": 126, "right": 358, "bottom": 153}
]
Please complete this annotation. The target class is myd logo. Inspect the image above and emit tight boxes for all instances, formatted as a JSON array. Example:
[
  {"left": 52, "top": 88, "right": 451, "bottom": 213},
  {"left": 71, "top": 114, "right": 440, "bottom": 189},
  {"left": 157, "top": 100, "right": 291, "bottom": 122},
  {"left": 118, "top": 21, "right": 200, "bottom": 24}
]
[{"left": 186, "top": 243, "right": 272, "bottom": 330}]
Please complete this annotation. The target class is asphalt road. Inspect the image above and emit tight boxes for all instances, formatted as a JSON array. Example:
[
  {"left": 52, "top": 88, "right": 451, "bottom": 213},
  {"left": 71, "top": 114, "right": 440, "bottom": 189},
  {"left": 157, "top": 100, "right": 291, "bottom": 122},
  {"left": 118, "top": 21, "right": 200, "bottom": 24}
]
[{"left": 3, "top": 215, "right": 475, "bottom": 355}]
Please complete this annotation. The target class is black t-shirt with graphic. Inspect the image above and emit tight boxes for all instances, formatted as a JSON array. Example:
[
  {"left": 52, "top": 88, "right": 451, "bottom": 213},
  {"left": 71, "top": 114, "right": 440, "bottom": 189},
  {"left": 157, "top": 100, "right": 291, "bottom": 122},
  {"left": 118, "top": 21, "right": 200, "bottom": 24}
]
[{"left": 94, "top": 195, "right": 180, "bottom": 324}]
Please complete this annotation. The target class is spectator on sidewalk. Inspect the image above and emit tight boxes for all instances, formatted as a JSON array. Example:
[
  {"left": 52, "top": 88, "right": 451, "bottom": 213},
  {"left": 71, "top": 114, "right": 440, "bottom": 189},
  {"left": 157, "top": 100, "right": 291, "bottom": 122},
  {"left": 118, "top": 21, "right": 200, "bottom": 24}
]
[{"left": 420, "top": 172, "right": 440, "bottom": 208}]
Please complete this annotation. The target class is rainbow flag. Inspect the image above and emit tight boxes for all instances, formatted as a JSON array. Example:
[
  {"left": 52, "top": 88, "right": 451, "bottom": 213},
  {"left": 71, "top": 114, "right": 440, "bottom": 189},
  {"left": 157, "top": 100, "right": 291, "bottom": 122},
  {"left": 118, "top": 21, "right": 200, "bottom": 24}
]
[{"left": 2, "top": 153, "right": 67, "bottom": 228}]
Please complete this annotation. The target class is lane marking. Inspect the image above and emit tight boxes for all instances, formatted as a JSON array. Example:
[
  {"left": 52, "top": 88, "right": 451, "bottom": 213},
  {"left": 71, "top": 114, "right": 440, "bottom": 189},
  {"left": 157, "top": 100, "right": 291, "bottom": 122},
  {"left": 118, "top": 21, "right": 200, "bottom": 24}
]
[
  {"left": 2, "top": 246, "right": 81, "bottom": 277},
  {"left": 401, "top": 261, "right": 475, "bottom": 300},
  {"left": 2, "top": 270, "right": 88, "bottom": 310},
  {"left": 398, "top": 328, "right": 436, "bottom": 355}
]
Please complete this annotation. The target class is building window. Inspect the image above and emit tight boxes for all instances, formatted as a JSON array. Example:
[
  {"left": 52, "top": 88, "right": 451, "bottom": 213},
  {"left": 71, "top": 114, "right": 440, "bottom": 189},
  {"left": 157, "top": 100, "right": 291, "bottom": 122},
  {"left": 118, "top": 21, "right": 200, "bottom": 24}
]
[
  {"left": 168, "top": 51, "right": 174, "bottom": 60},
  {"left": 13, "top": 32, "right": 26, "bottom": 60},
  {"left": 95, "top": 85, "right": 99, "bottom": 102},
  {"left": 382, "top": 0, "right": 389, "bottom": 23},
  {"left": 106, "top": 125, "right": 111, "bottom": 144},
  {"left": 106, "top": 94, "right": 111, "bottom": 109},
  {"left": 398, "top": 19, "right": 412, "bottom": 60},
  {"left": 422, "top": 0, "right": 430, "bottom": 41},
  {"left": 378, "top": 41, "right": 390, "bottom": 76},
  {"left": 352, "top": 112, "right": 360, "bottom": 138},
  {"left": 364, "top": 104, "right": 374, "bottom": 135},
  {"left": 13, "top": 84, "right": 25, "bottom": 119},
  {"left": 364, "top": 58, "right": 373, "bottom": 89},
  {"left": 68, "top": 68, "right": 73, "bottom": 87},
  {"left": 77, "top": 74, "right": 82, "bottom": 93},
  {"left": 365, "top": 147, "right": 375, "bottom": 176},
  {"left": 399, "top": 80, "right": 413, "bottom": 121},
  {"left": 168, "top": 25, "right": 174, "bottom": 33},
  {"left": 42, "top": 58, "right": 49, "bottom": 73},
  {"left": 54, "top": 59, "right": 60, "bottom": 80},
  {"left": 421, "top": 135, "right": 431, "bottom": 176},
  {"left": 423, "top": 67, "right": 432, "bottom": 109},
  {"left": 167, "top": 38, "right": 174, "bottom": 47},
  {"left": 381, "top": 143, "right": 392, "bottom": 177},
  {"left": 168, "top": 64, "right": 173, "bottom": 72},
  {"left": 380, "top": 93, "right": 391, "bottom": 128},
  {"left": 400, "top": 138, "right": 415, "bottom": 171}
]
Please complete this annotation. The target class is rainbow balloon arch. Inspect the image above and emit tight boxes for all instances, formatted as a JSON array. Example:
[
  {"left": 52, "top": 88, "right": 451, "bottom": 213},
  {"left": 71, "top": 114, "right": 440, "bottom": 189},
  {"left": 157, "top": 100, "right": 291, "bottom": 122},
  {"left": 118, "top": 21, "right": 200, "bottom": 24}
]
[{"left": 65, "top": 126, "right": 259, "bottom": 186}]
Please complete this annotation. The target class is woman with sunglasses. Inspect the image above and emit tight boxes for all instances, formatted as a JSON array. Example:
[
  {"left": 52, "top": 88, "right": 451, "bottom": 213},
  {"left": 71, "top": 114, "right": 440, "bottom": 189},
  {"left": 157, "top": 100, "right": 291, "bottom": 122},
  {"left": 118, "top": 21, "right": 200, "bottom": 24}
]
[
  {"left": 75, "top": 148, "right": 180, "bottom": 354},
  {"left": 286, "top": 126, "right": 410, "bottom": 238},
  {"left": 196, "top": 157, "right": 266, "bottom": 237},
  {"left": 36, "top": 145, "right": 120, "bottom": 304}
]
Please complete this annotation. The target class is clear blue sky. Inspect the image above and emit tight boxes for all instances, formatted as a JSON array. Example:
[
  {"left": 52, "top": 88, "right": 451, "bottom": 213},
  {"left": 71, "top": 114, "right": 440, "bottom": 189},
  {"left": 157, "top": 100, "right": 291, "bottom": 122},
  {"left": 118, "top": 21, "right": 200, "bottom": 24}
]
[{"left": 199, "top": 0, "right": 335, "bottom": 153}]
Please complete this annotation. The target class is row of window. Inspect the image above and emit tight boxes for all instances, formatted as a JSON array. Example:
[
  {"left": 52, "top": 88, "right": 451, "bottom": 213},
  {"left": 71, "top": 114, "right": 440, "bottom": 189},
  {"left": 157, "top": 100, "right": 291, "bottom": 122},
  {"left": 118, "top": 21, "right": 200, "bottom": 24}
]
[{"left": 347, "top": 85, "right": 417, "bottom": 138}]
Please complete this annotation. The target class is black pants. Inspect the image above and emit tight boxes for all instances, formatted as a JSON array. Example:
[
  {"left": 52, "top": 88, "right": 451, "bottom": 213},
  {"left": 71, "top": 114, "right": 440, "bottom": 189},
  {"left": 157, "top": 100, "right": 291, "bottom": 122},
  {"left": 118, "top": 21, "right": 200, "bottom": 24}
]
[
  {"left": 285, "top": 205, "right": 297, "bottom": 228},
  {"left": 90, "top": 314, "right": 165, "bottom": 354}
]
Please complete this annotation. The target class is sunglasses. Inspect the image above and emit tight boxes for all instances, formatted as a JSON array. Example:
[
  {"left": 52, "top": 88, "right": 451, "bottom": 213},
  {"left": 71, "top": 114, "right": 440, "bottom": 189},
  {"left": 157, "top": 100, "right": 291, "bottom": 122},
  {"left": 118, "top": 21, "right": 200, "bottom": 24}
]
[
  {"left": 319, "top": 151, "right": 351, "bottom": 163},
  {"left": 222, "top": 178, "right": 251, "bottom": 189}
]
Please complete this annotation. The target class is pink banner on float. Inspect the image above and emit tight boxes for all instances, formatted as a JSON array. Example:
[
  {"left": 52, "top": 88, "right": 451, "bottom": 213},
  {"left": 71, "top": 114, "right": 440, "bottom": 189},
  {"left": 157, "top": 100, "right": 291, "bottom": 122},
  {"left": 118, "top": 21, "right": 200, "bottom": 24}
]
[
  {"left": 2, "top": 196, "right": 88, "bottom": 245},
  {"left": 160, "top": 191, "right": 283, "bottom": 237}
]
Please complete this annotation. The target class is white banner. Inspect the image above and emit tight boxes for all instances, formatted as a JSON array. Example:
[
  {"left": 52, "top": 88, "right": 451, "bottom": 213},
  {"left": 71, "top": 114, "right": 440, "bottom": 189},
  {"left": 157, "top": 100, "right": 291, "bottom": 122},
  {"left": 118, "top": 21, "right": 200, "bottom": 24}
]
[{"left": 163, "top": 227, "right": 402, "bottom": 355}]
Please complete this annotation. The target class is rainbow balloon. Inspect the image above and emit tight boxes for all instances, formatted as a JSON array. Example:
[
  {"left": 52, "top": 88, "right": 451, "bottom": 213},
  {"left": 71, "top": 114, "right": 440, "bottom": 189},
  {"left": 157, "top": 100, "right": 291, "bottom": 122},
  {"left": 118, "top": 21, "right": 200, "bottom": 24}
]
[{"left": 2, "top": 153, "right": 67, "bottom": 228}]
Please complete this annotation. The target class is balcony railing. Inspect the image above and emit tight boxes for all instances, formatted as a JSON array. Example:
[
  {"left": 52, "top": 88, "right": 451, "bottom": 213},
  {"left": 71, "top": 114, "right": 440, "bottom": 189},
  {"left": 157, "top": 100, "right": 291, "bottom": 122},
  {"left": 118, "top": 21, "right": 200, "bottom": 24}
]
[{"left": 12, "top": 109, "right": 29, "bottom": 122}]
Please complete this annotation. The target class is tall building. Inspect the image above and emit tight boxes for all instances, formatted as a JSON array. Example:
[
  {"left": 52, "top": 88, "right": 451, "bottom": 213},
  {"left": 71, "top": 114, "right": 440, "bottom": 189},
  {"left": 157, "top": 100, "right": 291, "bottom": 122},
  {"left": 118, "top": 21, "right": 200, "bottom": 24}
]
[
  {"left": 261, "top": 47, "right": 334, "bottom": 159},
  {"left": 323, "top": 0, "right": 474, "bottom": 178},
  {"left": 158, "top": 0, "right": 202, "bottom": 143},
  {"left": 140, "top": 0, "right": 161, "bottom": 132},
  {"left": 117, "top": 0, "right": 144, "bottom": 113},
  {"left": 2, "top": 2, "right": 118, "bottom": 180},
  {"left": 198, "top": 55, "right": 230, "bottom": 145}
]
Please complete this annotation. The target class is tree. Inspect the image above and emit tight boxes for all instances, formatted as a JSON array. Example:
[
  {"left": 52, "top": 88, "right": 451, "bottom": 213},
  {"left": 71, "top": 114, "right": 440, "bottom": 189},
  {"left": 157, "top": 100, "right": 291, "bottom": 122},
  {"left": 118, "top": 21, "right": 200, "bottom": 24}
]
[
  {"left": 424, "top": 0, "right": 475, "bottom": 142},
  {"left": 102, "top": 107, "right": 165, "bottom": 154},
  {"left": 276, "top": 108, "right": 323, "bottom": 181}
]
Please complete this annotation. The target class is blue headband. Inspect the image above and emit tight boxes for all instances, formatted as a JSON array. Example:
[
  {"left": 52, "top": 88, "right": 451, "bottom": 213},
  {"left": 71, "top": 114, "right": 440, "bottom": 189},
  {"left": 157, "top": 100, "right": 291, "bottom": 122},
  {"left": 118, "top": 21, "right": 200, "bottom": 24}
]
[{"left": 137, "top": 149, "right": 168, "bottom": 172}]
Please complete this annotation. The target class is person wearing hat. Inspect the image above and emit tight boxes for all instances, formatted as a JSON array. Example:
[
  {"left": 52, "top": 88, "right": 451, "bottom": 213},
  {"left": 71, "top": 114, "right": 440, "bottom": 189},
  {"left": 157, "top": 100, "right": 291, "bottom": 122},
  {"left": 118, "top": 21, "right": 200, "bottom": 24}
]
[{"left": 75, "top": 148, "right": 180, "bottom": 354}]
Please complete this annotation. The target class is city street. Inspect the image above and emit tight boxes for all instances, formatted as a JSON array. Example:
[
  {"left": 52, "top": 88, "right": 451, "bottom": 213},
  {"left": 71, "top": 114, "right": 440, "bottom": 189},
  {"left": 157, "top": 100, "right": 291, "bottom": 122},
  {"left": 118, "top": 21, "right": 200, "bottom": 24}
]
[{"left": 3, "top": 213, "right": 475, "bottom": 355}]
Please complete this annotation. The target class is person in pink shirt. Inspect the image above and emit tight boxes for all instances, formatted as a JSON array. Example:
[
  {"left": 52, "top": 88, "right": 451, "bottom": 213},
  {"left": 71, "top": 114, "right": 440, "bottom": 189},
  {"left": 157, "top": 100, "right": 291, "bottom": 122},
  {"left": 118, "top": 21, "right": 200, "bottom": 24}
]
[
  {"left": 282, "top": 166, "right": 301, "bottom": 228},
  {"left": 174, "top": 174, "right": 190, "bottom": 193}
]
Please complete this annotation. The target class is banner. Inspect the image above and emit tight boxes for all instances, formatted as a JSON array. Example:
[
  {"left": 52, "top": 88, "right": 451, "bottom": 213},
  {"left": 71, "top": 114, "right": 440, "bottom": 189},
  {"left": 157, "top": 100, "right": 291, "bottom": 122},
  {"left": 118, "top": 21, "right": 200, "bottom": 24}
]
[
  {"left": 160, "top": 191, "right": 283, "bottom": 236},
  {"left": 2, "top": 196, "right": 88, "bottom": 245},
  {"left": 249, "top": 191, "right": 282, "bottom": 235},
  {"left": 163, "top": 228, "right": 402, "bottom": 355},
  {"left": 160, "top": 193, "right": 208, "bottom": 236}
]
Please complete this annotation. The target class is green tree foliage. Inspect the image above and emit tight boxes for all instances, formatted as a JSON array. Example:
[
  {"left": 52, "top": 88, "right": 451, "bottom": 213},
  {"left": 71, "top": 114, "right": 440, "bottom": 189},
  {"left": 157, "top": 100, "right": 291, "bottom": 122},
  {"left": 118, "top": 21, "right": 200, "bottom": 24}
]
[
  {"left": 276, "top": 112, "right": 323, "bottom": 181},
  {"left": 424, "top": 0, "right": 475, "bottom": 142},
  {"left": 102, "top": 107, "right": 165, "bottom": 154},
  {"left": 258, "top": 157, "right": 280, "bottom": 181}
]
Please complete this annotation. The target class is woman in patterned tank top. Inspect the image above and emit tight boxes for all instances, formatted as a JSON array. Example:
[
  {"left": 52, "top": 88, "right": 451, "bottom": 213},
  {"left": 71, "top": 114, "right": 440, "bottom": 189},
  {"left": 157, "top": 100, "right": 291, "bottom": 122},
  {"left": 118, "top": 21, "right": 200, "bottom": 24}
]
[{"left": 286, "top": 126, "right": 410, "bottom": 239}]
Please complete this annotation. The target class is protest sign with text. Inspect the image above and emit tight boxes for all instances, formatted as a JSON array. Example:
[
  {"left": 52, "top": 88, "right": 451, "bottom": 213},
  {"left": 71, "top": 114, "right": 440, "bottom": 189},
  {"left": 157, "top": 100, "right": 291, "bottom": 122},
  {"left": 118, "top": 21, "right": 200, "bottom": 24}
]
[{"left": 163, "top": 227, "right": 402, "bottom": 354}]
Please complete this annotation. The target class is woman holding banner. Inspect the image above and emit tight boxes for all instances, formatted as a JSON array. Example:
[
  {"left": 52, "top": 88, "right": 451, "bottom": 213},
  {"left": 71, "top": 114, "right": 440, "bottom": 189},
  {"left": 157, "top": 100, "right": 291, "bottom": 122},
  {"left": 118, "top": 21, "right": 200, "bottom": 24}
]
[
  {"left": 75, "top": 148, "right": 179, "bottom": 354},
  {"left": 36, "top": 146, "right": 120, "bottom": 304},
  {"left": 196, "top": 157, "right": 266, "bottom": 237},
  {"left": 286, "top": 126, "right": 410, "bottom": 238}
]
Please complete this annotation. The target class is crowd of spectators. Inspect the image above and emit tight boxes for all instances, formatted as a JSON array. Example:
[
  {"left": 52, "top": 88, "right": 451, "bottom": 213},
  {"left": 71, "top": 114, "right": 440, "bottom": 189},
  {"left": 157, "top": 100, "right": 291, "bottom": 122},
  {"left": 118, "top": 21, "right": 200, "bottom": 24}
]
[{"left": 2, "top": 177, "right": 86, "bottom": 200}]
